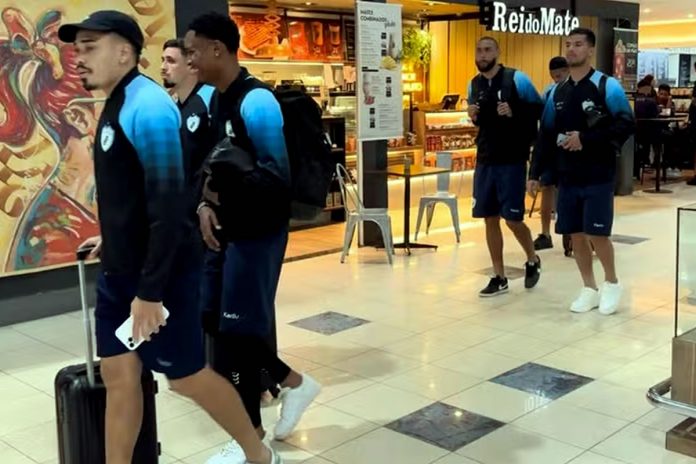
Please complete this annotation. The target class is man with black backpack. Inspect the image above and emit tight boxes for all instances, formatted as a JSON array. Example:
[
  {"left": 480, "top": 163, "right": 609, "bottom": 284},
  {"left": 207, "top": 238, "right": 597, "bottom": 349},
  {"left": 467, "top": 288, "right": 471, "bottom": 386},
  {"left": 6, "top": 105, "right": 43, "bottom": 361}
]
[
  {"left": 528, "top": 28, "right": 635, "bottom": 316},
  {"left": 467, "top": 36, "right": 544, "bottom": 298},
  {"left": 184, "top": 13, "right": 321, "bottom": 463}
]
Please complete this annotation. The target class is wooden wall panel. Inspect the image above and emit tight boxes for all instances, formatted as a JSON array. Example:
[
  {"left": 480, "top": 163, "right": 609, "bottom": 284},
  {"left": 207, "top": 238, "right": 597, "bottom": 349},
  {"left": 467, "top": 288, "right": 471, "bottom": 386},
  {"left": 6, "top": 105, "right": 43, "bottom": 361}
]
[{"left": 428, "top": 16, "right": 599, "bottom": 104}]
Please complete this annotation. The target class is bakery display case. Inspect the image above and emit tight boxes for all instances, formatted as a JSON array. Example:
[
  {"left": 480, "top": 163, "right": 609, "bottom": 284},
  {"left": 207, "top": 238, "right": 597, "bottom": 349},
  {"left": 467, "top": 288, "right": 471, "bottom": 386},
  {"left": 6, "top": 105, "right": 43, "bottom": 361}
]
[
  {"left": 414, "top": 110, "right": 478, "bottom": 171},
  {"left": 326, "top": 96, "right": 423, "bottom": 169},
  {"left": 672, "top": 87, "right": 694, "bottom": 114}
]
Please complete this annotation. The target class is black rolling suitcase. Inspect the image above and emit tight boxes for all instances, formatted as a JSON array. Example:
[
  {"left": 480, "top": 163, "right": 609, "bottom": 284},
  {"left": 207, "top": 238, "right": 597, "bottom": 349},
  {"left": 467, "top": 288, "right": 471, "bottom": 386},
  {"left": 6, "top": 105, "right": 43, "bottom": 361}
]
[{"left": 55, "top": 246, "right": 160, "bottom": 463}]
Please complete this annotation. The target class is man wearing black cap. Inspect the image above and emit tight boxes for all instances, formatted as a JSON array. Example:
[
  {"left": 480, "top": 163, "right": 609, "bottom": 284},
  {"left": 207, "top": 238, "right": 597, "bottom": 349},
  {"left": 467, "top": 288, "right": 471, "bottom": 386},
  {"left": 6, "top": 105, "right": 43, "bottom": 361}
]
[
  {"left": 533, "top": 56, "right": 569, "bottom": 252},
  {"left": 60, "top": 10, "right": 279, "bottom": 464}
]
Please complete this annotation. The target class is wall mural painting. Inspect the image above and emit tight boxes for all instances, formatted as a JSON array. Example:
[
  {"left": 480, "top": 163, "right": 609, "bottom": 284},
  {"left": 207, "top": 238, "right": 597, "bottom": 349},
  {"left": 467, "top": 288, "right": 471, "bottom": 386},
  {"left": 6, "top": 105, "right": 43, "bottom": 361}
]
[{"left": 0, "top": 0, "right": 175, "bottom": 277}]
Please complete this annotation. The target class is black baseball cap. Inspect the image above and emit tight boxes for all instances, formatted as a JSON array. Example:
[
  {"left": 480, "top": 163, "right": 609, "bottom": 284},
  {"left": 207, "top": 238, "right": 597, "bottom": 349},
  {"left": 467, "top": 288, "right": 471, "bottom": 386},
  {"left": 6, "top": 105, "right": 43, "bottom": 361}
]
[{"left": 58, "top": 10, "right": 144, "bottom": 54}]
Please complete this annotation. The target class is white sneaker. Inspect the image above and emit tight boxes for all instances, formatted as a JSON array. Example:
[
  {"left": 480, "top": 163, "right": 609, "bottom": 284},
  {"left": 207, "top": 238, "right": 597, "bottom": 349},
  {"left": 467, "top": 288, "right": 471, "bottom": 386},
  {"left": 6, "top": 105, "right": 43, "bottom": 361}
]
[
  {"left": 250, "top": 446, "right": 283, "bottom": 464},
  {"left": 273, "top": 374, "right": 321, "bottom": 440},
  {"left": 207, "top": 434, "right": 269, "bottom": 464},
  {"left": 206, "top": 440, "right": 245, "bottom": 464},
  {"left": 599, "top": 282, "right": 622, "bottom": 315},
  {"left": 570, "top": 288, "right": 600, "bottom": 313}
]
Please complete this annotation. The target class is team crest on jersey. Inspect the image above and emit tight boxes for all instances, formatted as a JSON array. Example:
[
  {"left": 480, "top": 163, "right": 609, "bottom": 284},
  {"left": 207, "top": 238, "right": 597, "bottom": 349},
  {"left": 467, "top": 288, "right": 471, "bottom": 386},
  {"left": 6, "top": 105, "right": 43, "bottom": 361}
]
[
  {"left": 100, "top": 124, "right": 115, "bottom": 151},
  {"left": 187, "top": 114, "right": 200, "bottom": 132},
  {"left": 225, "top": 120, "right": 235, "bottom": 137}
]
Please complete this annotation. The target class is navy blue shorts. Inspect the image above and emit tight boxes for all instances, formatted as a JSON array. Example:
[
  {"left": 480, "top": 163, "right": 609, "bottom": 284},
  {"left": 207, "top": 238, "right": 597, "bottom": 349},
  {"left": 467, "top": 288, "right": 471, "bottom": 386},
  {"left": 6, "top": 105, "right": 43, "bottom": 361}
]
[
  {"left": 556, "top": 182, "right": 614, "bottom": 236},
  {"left": 200, "top": 226, "right": 288, "bottom": 336},
  {"left": 95, "top": 261, "right": 205, "bottom": 380},
  {"left": 473, "top": 163, "right": 527, "bottom": 222}
]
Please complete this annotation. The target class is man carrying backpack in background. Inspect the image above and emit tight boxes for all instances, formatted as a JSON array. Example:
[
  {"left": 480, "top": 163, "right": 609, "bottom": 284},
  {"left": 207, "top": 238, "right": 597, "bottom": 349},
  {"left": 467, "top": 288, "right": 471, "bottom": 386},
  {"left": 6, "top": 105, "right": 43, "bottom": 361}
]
[
  {"left": 533, "top": 56, "right": 569, "bottom": 253},
  {"left": 467, "top": 36, "right": 544, "bottom": 298},
  {"left": 528, "top": 28, "right": 635, "bottom": 316},
  {"left": 184, "top": 13, "right": 320, "bottom": 463}
]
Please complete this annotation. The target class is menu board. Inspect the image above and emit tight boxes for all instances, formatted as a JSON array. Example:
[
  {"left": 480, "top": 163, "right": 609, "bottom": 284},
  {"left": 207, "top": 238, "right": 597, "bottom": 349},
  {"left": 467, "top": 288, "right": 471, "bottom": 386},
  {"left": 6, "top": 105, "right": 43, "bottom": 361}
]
[
  {"left": 613, "top": 28, "right": 638, "bottom": 92},
  {"left": 356, "top": 2, "right": 403, "bottom": 141},
  {"left": 230, "top": 9, "right": 291, "bottom": 59},
  {"left": 343, "top": 18, "right": 356, "bottom": 63},
  {"left": 287, "top": 18, "right": 344, "bottom": 61}
]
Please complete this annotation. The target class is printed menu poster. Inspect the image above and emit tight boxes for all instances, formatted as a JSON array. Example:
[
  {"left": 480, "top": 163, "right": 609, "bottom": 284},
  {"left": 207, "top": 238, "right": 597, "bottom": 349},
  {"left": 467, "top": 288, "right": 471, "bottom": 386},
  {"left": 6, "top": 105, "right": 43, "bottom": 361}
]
[
  {"left": 356, "top": 2, "right": 403, "bottom": 141},
  {"left": 613, "top": 28, "right": 638, "bottom": 92},
  {"left": 230, "top": 8, "right": 291, "bottom": 59}
]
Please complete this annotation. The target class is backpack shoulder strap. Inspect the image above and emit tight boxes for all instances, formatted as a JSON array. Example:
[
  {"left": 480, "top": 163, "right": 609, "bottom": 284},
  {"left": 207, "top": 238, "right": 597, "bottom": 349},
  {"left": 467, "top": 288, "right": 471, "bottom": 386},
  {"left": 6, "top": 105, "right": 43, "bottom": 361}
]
[
  {"left": 501, "top": 67, "right": 516, "bottom": 102},
  {"left": 599, "top": 74, "right": 608, "bottom": 106}
]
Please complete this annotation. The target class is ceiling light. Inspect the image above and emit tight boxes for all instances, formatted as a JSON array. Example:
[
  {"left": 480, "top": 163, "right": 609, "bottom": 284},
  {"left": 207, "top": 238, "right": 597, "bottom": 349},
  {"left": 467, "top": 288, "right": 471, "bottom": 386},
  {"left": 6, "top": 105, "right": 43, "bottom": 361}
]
[
  {"left": 304, "top": 1, "right": 315, "bottom": 5},
  {"left": 689, "top": 13, "right": 695, "bottom": 19},
  {"left": 643, "top": 8, "right": 652, "bottom": 13}
]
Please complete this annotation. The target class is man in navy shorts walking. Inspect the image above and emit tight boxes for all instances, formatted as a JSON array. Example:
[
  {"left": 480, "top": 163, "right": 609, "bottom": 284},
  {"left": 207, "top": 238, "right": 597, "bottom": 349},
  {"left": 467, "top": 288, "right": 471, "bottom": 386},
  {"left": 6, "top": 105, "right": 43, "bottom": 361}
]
[
  {"left": 529, "top": 28, "right": 634, "bottom": 315},
  {"left": 61, "top": 10, "right": 280, "bottom": 464},
  {"left": 467, "top": 37, "right": 543, "bottom": 297}
]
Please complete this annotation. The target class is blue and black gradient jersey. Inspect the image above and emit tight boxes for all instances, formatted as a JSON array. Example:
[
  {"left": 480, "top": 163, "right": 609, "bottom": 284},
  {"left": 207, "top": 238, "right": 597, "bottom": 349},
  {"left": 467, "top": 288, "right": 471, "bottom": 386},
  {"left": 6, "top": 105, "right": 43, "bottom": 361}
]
[
  {"left": 178, "top": 83, "right": 216, "bottom": 214},
  {"left": 530, "top": 68, "right": 635, "bottom": 186},
  {"left": 94, "top": 68, "right": 189, "bottom": 302},
  {"left": 207, "top": 68, "right": 291, "bottom": 240},
  {"left": 467, "top": 65, "right": 543, "bottom": 164}
]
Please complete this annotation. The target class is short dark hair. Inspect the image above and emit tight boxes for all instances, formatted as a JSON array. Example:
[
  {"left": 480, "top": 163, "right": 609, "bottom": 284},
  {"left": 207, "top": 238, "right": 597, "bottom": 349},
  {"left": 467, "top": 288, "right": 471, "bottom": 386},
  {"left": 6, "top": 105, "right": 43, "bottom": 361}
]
[
  {"left": 568, "top": 27, "right": 596, "bottom": 47},
  {"left": 549, "top": 56, "right": 568, "bottom": 71},
  {"left": 658, "top": 83, "right": 671, "bottom": 93},
  {"left": 163, "top": 38, "right": 186, "bottom": 52},
  {"left": 188, "top": 12, "right": 240, "bottom": 54},
  {"left": 478, "top": 36, "right": 499, "bottom": 49}
]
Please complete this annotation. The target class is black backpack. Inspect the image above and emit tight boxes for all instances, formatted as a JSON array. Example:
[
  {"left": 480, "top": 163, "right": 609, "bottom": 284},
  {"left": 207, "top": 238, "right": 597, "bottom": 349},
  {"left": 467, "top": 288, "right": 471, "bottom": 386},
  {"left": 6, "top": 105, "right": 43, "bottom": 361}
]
[{"left": 222, "top": 75, "right": 334, "bottom": 221}]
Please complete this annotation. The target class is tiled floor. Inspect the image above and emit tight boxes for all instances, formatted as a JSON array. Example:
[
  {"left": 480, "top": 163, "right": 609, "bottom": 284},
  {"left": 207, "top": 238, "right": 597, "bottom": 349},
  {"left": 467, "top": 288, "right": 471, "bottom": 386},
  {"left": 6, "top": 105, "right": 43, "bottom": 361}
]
[{"left": 4, "top": 183, "right": 696, "bottom": 463}]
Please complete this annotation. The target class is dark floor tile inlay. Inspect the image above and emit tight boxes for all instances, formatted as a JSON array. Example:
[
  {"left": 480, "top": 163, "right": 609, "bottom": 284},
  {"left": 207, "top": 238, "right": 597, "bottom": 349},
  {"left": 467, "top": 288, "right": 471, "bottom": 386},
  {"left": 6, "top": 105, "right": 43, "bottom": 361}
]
[
  {"left": 289, "top": 311, "right": 370, "bottom": 335},
  {"left": 474, "top": 266, "right": 525, "bottom": 280},
  {"left": 386, "top": 402, "right": 505, "bottom": 451},
  {"left": 611, "top": 235, "right": 649, "bottom": 245},
  {"left": 491, "top": 363, "right": 594, "bottom": 400}
]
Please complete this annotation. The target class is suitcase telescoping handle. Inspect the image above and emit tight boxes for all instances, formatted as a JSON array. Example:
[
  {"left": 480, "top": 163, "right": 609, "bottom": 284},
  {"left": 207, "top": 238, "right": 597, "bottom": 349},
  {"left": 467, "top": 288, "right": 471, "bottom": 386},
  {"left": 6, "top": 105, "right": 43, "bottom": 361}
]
[{"left": 76, "top": 245, "right": 97, "bottom": 387}]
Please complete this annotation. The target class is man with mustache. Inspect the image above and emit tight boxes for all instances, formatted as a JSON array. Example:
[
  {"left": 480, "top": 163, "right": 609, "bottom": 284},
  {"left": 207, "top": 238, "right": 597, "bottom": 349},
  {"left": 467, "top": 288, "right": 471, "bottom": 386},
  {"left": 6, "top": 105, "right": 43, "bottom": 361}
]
[
  {"left": 528, "top": 28, "right": 634, "bottom": 315},
  {"left": 59, "top": 10, "right": 280, "bottom": 464},
  {"left": 467, "top": 36, "right": 544, "bottom": 297}
]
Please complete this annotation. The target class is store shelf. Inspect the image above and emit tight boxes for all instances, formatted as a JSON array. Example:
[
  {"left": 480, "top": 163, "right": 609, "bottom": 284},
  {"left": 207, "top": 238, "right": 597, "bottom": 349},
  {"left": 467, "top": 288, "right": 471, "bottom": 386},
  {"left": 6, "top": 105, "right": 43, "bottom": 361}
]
[
  {"left": 426, "top": 147, "right": 477, "bottom": 154},
  {"left": 240, "top": 59, "right": 345, "bottom": 67}
]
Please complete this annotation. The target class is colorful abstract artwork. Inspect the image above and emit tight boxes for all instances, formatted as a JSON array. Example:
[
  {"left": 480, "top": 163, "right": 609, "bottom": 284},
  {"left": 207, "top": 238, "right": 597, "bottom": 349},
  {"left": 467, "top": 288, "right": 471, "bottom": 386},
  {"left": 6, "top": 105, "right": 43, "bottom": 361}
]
[{"left": 0, "top": 0, "right": 175, "bottom": 276}]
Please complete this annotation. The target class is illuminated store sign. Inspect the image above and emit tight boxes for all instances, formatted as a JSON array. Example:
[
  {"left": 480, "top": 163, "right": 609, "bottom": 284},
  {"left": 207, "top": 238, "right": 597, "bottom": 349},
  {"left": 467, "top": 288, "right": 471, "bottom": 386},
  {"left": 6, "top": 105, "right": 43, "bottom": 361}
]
[{"left": 481, "top": 1, "right": 581, "bottom": 36}]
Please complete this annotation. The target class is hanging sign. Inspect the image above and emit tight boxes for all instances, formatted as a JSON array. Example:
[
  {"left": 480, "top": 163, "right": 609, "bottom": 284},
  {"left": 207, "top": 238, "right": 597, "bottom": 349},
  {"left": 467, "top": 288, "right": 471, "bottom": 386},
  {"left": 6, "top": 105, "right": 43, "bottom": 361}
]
[{"left": 481, "top": 1, "right": 580, "bottom": 36}]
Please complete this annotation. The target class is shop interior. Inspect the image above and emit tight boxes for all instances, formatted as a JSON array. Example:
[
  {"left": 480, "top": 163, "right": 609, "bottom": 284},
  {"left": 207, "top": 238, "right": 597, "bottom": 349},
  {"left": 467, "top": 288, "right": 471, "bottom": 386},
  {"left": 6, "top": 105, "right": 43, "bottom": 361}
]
[{"left": 228, "top": 0, "right": 606, "bottom": 260}]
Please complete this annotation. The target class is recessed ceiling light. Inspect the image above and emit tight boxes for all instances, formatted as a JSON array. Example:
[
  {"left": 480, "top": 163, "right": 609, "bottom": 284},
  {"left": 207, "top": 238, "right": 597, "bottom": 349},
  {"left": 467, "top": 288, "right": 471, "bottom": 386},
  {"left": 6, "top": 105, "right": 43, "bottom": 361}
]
[
  {"left": 643, "top": 8, "right": 652, "bottom": 13},
  {"left": 689, "top": 13, "right": 695, "bottom": 18},
  {"left": 304, "top": 1, "right": 315, "bottom": 5}
]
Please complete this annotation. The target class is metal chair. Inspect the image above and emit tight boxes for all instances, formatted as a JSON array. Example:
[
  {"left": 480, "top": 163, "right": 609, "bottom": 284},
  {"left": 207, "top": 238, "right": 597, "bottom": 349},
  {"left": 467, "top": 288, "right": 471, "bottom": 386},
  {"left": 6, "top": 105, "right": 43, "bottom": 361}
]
[
  {"left": 414, "top": 152, "right": 461, "bottom": 243},
  {"left": 336, "top": 164, "right": 394, "bottom": 264}
]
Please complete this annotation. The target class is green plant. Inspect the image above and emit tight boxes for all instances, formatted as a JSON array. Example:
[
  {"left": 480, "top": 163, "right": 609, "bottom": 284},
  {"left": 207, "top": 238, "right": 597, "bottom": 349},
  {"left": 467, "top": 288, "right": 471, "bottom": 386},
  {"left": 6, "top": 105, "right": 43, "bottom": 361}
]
[{"left": 403, "top": 27, "right": 432, "bottom": 68}]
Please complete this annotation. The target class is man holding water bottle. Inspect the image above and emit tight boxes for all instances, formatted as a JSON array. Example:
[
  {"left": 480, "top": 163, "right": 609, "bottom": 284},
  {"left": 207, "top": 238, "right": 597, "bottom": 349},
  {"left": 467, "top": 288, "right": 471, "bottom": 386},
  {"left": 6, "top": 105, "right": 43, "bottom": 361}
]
[{"left": 467, "top": 36, "right": 544, "bottom": 298}]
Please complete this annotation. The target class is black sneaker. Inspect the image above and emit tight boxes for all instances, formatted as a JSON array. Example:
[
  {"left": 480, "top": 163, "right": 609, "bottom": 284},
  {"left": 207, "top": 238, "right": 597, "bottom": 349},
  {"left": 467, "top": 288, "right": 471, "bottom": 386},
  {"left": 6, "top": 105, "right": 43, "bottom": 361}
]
[
  {"left": 525, "top": 256, "right": 541, "bottom": 289},
  {"left": 479, "top": 276, "right": 509, "bottom": 298},
  {"left": 533, "top": 234, "right": 553, "bottom": 250}
]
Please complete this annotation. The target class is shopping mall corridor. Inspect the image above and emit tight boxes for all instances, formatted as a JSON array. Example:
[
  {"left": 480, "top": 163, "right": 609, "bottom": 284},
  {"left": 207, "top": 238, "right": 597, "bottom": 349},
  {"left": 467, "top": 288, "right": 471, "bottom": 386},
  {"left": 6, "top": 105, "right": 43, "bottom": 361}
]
[{"left": 2, "top": 185, "right": 696, "bottom": 464}]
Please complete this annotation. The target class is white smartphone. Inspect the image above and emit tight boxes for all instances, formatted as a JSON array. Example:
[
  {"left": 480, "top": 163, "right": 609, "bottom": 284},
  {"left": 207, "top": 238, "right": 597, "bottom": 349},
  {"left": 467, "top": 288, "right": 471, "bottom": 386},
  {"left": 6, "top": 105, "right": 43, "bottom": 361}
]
[
  {"left": 115, "top": 306, "right": 170, "bottom": 351},
  {"left": 557, "top": 133, "right": 570, "bottom": 146}
]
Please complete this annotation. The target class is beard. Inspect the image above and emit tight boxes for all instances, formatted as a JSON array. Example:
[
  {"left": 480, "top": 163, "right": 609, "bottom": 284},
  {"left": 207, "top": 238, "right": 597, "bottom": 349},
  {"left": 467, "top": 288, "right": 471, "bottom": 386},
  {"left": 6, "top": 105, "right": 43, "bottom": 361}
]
[
  {"left": 162, "top": 79, "right": 175, "bottom": 89},
  {"left": 567, "top": 56, "right": 587, "bottom": 68},
  {"left": 476, "top": 58, "right": 497, "bottom": 73},
  {"left": 81, "top": 78, "right": 96, "bottom": 91}
]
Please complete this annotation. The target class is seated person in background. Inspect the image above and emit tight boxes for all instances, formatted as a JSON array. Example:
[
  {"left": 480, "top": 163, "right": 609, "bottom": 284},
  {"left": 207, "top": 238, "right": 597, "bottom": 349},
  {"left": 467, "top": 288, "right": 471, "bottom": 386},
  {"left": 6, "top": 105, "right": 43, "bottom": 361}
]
[
  {"left": 687, "top": 83, "right": 696, "bottom": 186},
  {"left": 634, "top": 79, "right": 660, "bottom": 176},
  {"left": 657, "top": 84, "right": 675, "bottom": 116},
  {"left": 656, "top": 84, "right": 682, "bottom": 178}
]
